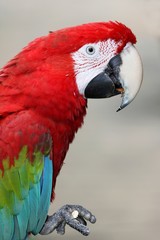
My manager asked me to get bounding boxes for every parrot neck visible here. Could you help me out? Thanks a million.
[49,95,87,193]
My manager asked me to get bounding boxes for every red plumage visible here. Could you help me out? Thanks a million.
[0,21,136,197]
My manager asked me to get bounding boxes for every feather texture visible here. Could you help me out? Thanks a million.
[0,147,53,240]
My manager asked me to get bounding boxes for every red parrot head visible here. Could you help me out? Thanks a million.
[45,21,143,111]
[65,21,143,111]
[0,21,143,119]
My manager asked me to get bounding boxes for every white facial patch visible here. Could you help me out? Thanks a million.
[71,39,121,95]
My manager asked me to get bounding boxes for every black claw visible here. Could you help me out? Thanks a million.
[40,204,96,236]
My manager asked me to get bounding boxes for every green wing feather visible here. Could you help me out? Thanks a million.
[0,146,44,214]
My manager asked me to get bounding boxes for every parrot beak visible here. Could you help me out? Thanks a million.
[84,43,143,112]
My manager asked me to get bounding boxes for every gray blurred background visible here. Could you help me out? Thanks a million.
[0,0,160,239]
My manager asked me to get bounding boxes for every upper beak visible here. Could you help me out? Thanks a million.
[117,43,143,111]
[84,43,143,112]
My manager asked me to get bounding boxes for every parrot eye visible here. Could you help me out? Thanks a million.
[86,45,96,55]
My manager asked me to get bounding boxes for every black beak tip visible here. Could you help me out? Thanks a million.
[116,107,122,112]
[116,102,128,112]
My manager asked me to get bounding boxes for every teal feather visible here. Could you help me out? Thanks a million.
[0,208,14,239]
[27,182,40,232]
[17,197,30,239]
[12,217,21,240]
[34,156,53,234]
[12,194,23,215]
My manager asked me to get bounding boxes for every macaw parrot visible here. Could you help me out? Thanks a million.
[0,21,143,239]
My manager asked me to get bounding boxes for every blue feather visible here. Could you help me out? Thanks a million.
[27,182,40,232]
[0,208,14,239]
[17,197,30,239]
[34,156,53,234]
[12,217,21,240]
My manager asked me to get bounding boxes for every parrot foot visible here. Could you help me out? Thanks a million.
[40,204,96,236]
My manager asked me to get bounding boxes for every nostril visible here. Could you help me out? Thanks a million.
[105,65,113,75]
[105,54,122,81]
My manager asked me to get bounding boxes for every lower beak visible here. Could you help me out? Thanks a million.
[84,71,122,99]
[84,44,143,112]
[84,54,124,99]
